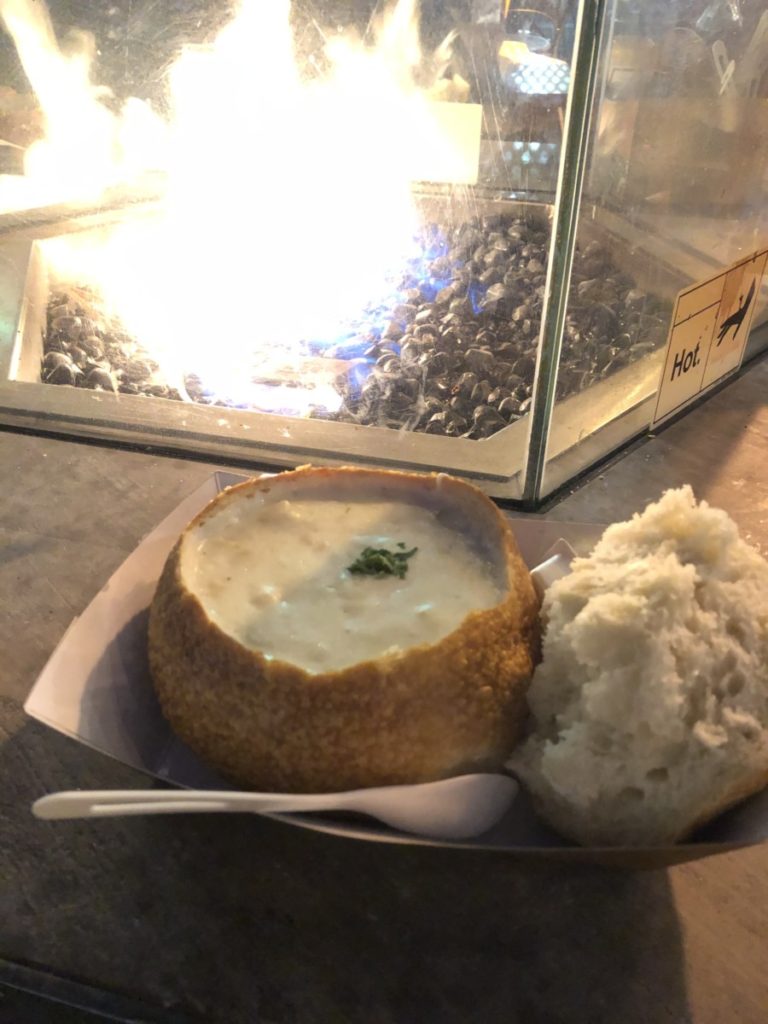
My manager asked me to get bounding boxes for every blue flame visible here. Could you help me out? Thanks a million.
[302,223,491,400]
[347,360,373,392]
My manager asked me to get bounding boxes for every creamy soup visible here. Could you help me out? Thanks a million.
[182,495,505,673]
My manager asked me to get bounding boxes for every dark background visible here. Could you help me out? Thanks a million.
[3,0,768,101]
[0,2,397,101]
[0,1,480,103]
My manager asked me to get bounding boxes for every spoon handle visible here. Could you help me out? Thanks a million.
[32,789,326,820]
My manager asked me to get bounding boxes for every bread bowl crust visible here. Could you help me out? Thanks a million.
[148,466,540,792]
[519,763,768,847]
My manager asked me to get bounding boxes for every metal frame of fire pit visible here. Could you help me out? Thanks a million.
[0,188,757,503]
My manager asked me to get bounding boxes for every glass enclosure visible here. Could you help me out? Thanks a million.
[543,0,768,498]
[0,0,765,503]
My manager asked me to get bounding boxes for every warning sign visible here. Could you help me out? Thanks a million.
[653,247,768,426]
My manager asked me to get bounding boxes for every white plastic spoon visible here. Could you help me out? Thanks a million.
[32,773,518,840]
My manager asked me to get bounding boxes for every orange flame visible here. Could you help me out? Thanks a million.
[3,0,477,414]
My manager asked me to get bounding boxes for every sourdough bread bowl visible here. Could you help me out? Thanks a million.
[148,466,540,792]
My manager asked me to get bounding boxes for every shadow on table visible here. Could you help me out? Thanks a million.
[174,817,692,1024]
[2,710,692,1024]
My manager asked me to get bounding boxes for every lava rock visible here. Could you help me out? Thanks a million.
[78,335,103,359]
[577,279,604,302]
[594,348,612,372]
[414,306,436,326]
[472,328,495,347]
[51,314,83,336]
[449,296,472,317]
[513,355,536,378]
[471,380,492,404]
[625,288,647,309]
[48,303,72,320]
[481,283,510,315]
[42,351,70,373]
[376,354,400,373]
[580,258,605,278]
[429,256,452,279]
[449,394,471,414]
[124,359,153,382]
[425,377,452,399]
[46,361,79,386]
[393,303,418,324]
[490,361,515,385]
[495,342,520,361]
[454,371,477,395]
[582,240,607,260]
[399,341,421,364]
[438,327,460,351]
[465,348,495,375]
[586,304,618,336]
[422,351,451,376]
[86,368,116,391]
[382,321,403,341]
[42,210,668,444]
[498,396,521,419]
[630,340,658,357]
[413,321,438,340]
[478,267,502,286]
[68,346,90,368]
[425,411,452,434]
[472,404,507,436]
[483,248,506,268]
[487,387,507,406]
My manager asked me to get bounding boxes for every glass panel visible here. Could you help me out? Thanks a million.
[0,0,596,500]
[3,1,764,503]
[542,0,768,499]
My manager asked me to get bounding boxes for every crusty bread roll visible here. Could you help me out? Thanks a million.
[149,466,539,792]
[509,486,768,847]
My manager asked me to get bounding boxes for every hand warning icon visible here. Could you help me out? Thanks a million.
[716,279,756,346]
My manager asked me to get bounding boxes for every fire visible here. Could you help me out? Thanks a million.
[0,0,166,209]
[1,0,477,415]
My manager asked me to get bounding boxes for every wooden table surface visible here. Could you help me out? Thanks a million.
[2,357,768,1023]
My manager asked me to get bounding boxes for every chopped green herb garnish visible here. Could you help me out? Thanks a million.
[347,544,418,579]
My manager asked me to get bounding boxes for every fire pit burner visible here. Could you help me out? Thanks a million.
[40,214,669,439]
[43,284,182,401]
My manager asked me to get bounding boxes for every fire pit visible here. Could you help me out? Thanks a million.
[0,0,765,505]
[0,191,675,501]
[0,0,699,502]
[34,201,669,443]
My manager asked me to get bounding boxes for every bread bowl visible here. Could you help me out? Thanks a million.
[148,466,540,792]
